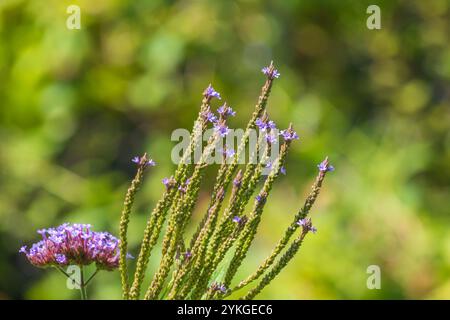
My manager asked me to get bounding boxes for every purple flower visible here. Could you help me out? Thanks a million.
[205,111,218,123]
[232,216,242,223]
[132,156,156,167]
[204,84,221,100]
[162,177,177,190]
[214,122,229,137]
[217,105,225,114]
[217,104,236,117]
[317,158,334,172]
[265,132,278,144]
[131,156,140,164]
[178,178,190,194]
[220,148,235,158]
[255,118,265,130]
[267,120,276,130]
[226,149,235,158]
[256,194,267,204]
[280,166,286,175]
[183,251,192,259]
[19,223,124,270]
[296,218,317,234]
[55,254,67,265]
[218,284,227,293]
[261,64,280,79]
[212,282,227,294]
[280,129,299,141]
[256,117,277,133]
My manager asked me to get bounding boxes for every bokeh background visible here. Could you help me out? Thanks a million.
[0,0,449,299]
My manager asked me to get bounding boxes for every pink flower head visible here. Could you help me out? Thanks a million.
[19,223,128,270]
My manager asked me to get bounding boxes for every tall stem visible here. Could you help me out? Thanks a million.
[80,265,87,300]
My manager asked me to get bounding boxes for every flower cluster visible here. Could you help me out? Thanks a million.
[19,223,125,270]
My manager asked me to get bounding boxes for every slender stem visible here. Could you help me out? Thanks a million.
[80,265,87,300]
[85,268,99,287]
[56,266,73,280]
[56,266,81,288]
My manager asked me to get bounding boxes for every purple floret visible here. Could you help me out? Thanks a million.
[131,156,140,164]
[132,156,156,167]
[217,105,236,117]
[255,118,265,130]
[232,216,241,223]
[296,218,317,234]
[262,64,281,79]
[204,84,221,100]
[280,129,299,141]
[265,132,277,144]
[214,122,229,137]
[318,158,335,172]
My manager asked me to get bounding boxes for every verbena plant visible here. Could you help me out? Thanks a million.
[20,62,333,300]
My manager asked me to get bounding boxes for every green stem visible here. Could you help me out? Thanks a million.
[80,265,87,300]
[56,266,75,281]
[85,268,99,286]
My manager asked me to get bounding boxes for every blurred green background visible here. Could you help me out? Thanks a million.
[0,0,449,299]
